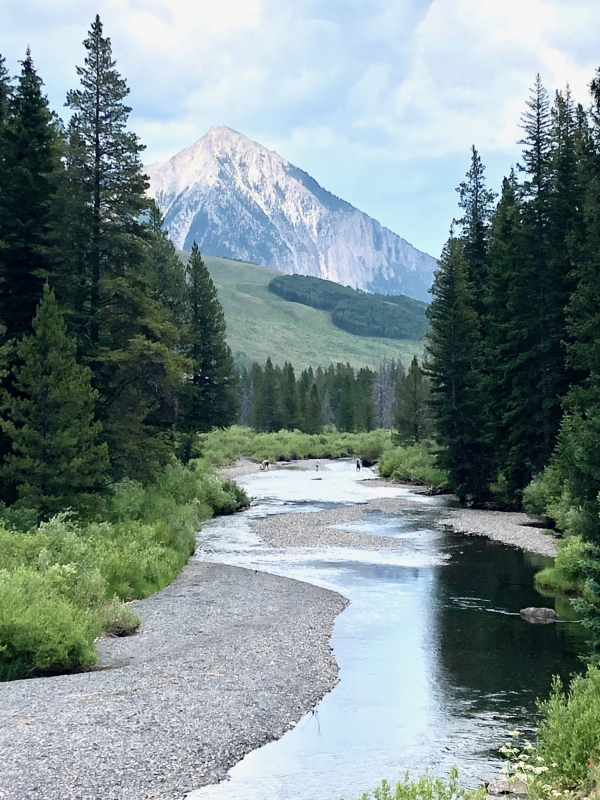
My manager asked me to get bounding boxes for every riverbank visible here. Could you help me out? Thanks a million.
[437,508,557,558]
[0,561,347,800]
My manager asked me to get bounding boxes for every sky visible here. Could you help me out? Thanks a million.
[2,0,599,258]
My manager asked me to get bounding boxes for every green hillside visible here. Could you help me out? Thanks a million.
[194,255,425,370]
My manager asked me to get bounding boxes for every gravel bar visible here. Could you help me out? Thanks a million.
[0,561,347,800]
[438,508,558,557]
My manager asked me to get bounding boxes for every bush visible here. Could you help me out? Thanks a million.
[0,567,98,680]
[195,426,392,467]
[536,666,600,788]
[0,460,248,680]
[344,766,485,800]
[534,535,586,596]
[378,443,447,487]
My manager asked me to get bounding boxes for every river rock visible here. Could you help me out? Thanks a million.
[486,778,528,797]
[487,778,528,797]
[520,606,558,623]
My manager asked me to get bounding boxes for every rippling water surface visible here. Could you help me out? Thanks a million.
[188,461,585,800]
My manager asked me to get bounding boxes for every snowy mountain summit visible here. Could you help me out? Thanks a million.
[146,126,435,301]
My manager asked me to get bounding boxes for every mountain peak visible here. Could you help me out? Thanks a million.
[146,128,435,301]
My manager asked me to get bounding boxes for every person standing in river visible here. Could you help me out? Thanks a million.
[356,458,361,471]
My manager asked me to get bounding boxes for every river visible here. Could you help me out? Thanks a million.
[187,460,585,800]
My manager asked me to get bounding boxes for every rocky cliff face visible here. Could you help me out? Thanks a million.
[146,126,436,301]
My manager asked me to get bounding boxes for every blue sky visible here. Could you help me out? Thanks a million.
[2,0,599,257]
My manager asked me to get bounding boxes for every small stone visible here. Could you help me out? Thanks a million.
[520,606,558,623]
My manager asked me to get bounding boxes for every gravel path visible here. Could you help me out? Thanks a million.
[438,508,558,557]
[0,561,347,800]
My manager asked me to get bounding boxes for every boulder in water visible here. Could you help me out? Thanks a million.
[519,606,558,624]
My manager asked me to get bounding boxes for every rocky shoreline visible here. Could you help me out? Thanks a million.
[0,561,347,800]
[0,461,558,800]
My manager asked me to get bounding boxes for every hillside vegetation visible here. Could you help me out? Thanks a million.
[268,273,428,340]
[197,255,425,370]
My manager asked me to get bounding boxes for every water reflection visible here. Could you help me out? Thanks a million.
[188,462,585,800]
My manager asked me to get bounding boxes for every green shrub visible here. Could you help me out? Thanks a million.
[99,600,140,637]
[378,443,447,487]
[0,460,248,680]
[536,666,600,788]
[344,766,485,800]
[0,567,98,680]
[534,535,586,595]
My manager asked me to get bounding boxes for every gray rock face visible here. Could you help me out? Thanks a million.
[146,126,436,302]
[520,606,558,623]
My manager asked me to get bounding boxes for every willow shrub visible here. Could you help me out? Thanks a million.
[536,666,600,789]
[377,442,447,488]
[195,426,392,466]
[0,462,249,680]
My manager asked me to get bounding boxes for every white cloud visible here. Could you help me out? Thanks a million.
[1,0,599,255]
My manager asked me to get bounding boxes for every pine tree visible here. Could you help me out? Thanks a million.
[281,362,300,430]
[178,243,238,442]
[337,367,355,433]
[454,145,496,315]
[146,202,187,326]
[250,357,282,432]
[0,54,12,126]
[354,368,376,431]
[63,17,186,478]
[0,51,60,340]
[0,286,109,518]
[425,238,492,503]
[65,15,149,346]
[305,384,323,434]
[393,357,431,444]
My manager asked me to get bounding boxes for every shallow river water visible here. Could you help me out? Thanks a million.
[188,461,585,800]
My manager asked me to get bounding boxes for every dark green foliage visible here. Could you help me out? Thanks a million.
[178,243,238,450]
[0,52,60,340]
[0,286,109,519]
[0,54,12,126]
[425,239,492,503]
[454,145,496,316]
[62,18,187,480]
[393,357,431,444]
[268,274,428,340]
[250,357,283,432]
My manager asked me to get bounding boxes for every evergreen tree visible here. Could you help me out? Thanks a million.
[281,362,300,430]
[250,357,282,432]
[0,51,60,340]
[63,17,186,478]
[65,15,149,345]
[0,287,109,518]
[305,383,323,434]
[393,357,431,444]
[454,145,496,315]
[354,367,376,431]
[178,243,238,449]
[337,367,355,433]
[426,238,492,503]
[0,54,12,126]
[146,203,187,326]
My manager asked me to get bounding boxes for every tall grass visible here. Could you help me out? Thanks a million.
[344,767,485,800]
[0,461,248,681]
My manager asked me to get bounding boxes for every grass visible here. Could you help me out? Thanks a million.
[194,254,425,370]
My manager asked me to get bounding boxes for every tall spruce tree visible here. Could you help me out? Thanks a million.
[250,357,282,432]
[178,243,238,446]
[0,286,109,518]
[426,238,492,503]
[393,357,431,444]
[0,54,12,126]
[454,145,496,315]
[0,52,60,341]
[63,17,185,478]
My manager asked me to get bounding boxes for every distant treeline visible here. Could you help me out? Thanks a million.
[268,274,428,340]
[237,356,432,443]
